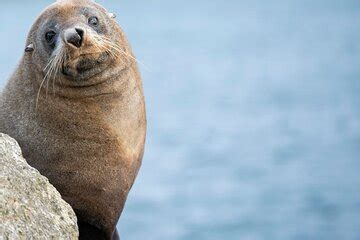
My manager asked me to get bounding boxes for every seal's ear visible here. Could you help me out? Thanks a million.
[25,43,34,53]
[108,13,116,19]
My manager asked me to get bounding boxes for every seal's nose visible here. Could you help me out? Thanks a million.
[64,27,84,48]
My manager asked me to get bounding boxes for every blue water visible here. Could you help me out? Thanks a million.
[1,1,360,239]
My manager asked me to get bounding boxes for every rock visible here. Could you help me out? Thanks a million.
[0,133,79,239]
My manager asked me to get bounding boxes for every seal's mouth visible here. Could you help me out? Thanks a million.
[62,52,110,80]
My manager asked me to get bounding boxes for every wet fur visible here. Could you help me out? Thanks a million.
[0,0,146,239]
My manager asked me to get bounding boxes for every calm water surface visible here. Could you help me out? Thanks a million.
[1,1,360,239]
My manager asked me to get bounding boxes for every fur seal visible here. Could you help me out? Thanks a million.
[0,0,146,239]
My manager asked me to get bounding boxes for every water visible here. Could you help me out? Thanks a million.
[1,1,360,239]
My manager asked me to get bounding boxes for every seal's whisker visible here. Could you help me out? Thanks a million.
[45,50,60,96]
[46,52,58,96]
[92,34,146,68]
[36,45,66,109]
[101,37,150,70]
[93,41,111,58]
[99,44,125,65]
[91,37,126,65]
[55,48,66,88]
[46,56,57,96]
[57,51,67,87]
[52,48,64,95]
[47,59,56,95]
[36,69,52,110]
[44,58,56,92]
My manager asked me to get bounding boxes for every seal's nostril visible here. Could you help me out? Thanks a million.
[75,28,84,40]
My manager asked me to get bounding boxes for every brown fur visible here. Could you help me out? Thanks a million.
[0,1,146,239]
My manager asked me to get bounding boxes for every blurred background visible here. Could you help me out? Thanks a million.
[1,0,360,239]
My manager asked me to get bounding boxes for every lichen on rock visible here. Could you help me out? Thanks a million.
[0,133,79,239]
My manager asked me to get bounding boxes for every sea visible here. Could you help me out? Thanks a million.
[1,1,359,239]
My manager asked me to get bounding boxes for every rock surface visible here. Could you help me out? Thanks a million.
[0,133,79,239]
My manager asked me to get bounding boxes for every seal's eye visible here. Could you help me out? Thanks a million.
[88,16,99,27]
[45,31,56,43]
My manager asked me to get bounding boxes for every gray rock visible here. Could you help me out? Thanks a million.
[0,133,79,239]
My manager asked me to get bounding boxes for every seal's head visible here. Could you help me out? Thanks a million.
[26,0,130,86]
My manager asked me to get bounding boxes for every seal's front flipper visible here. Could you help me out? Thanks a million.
[78,221,107,240]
